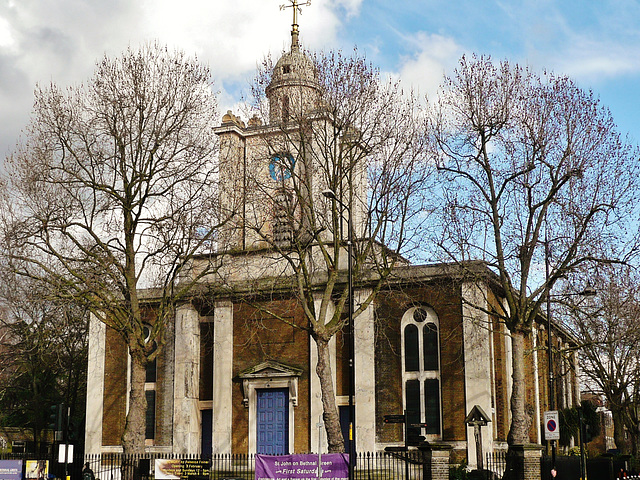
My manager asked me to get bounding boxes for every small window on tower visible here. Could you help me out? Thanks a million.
[282,96,290,123]
[282,64,291,74]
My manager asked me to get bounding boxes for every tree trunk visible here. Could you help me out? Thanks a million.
[121,347,147,455]
[507,330,530,445]
[612,406,630,454]
[32,427,39,455]
[316,336,345,453]
[631,430,640,458]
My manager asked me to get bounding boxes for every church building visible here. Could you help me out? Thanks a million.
[84,4,581,469]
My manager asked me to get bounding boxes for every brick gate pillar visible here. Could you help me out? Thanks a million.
[503,444,543,480]
[421,443,453,480]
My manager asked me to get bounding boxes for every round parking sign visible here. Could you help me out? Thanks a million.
[544,411,560,440]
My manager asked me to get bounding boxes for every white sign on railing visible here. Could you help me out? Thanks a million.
[58,444,74,463]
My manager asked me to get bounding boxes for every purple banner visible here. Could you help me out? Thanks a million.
[255,454,348,480]
[0,460,23,480]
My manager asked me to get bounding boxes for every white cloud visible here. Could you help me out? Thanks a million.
[550,40,640,83]
[0,16,14,48]
[133,0,351,122]
[330,0,363,18]
[4,0,637,158]
[0,1,148,156]
[0,0,352,158]
[140,0,279,81]
[495,1,640,84]
[137,0,347,82]
[395,32,462,100]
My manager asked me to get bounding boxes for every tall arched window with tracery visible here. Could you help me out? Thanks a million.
[402,306,441,438]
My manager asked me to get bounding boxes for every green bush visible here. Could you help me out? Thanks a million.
[450,461,468,480]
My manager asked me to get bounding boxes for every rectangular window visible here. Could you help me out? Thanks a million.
[423,323,439,370]
[145,390,156,440]
[405,380,422,444]
[145,358,157,383]
[200,322,214,400]
[404,325,419,372]
[405,379,421,425]
[424,379,440,435]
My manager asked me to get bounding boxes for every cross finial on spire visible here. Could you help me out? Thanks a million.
[279,0,311,51]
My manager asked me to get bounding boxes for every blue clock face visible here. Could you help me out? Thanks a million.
[269,153,295,181]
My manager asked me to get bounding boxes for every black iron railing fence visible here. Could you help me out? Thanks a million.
[485,450,640,480]
[1,451,437,480]
[484,450,505,479]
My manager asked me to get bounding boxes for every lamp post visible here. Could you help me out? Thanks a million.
[544,237,557,471]
[322,188,355,480]
[545,233,596,472]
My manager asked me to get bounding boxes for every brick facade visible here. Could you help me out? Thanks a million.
[491,315,509,442]
[232,299,311,453]
[374,280,466,447]
[102,325,126,445]
[89,262,578,480]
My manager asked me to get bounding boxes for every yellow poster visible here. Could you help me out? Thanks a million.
[25,460,48,479]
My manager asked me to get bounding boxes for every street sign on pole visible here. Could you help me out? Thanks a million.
[383,414,405,424]
[544,410,560,440]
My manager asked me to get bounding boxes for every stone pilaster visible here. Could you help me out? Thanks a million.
[172,302,201,453]
[85,314,105,454]
[212,300,234,453]
[354,288,376,453]
[461,282,493,469]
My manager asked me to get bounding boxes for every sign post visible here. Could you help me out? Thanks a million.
[383,414,405,424]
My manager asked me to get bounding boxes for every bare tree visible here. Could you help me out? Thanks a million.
[217,49,435,452]
[431,54,639,450]
[564,264,640,455]
[0,43,223,454]
[0,273,88,452]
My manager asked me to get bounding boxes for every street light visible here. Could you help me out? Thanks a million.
[321,188,355,480]
[545,257,596,472]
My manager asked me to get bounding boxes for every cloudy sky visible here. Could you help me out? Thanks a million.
[1,0,639,158]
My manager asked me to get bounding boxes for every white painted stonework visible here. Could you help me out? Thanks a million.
[212,301,234,454]
[172,303,201,453]
[354,288,376,453]
[461,282,494,470]
[85,314,106,454]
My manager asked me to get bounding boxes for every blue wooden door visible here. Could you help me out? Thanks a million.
[257,388,289,454]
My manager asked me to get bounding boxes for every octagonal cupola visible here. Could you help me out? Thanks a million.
[266,1,319,124]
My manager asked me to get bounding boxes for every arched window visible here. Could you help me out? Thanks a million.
[402,306,441,437]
